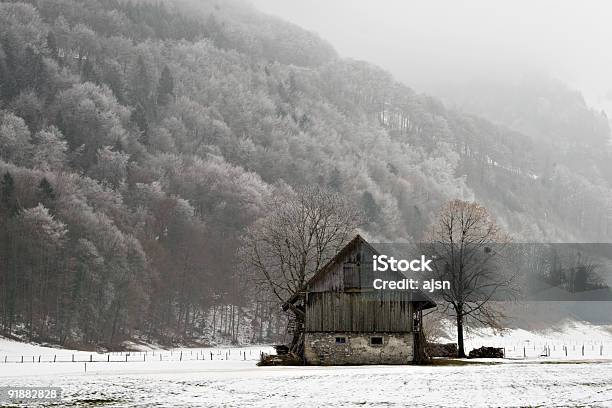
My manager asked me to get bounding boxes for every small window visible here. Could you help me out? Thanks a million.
[370,336,383,346]
[335,336,347,344]
[343,262,359,289]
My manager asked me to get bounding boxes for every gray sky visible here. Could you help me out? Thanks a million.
[250,0,612,113]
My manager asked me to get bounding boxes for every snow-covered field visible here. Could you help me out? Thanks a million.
[1,322,611,407]
[455,320,612,359]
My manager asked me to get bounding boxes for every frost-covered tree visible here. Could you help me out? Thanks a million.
[0,111,32,165]
[32,126,67,171]
[424,200,515,357]
[240,185,361,355]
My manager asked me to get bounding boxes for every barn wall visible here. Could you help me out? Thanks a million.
[304,332,414,365]
[309,241,378,293]
[305,292,413,332]
[308,240,408,293]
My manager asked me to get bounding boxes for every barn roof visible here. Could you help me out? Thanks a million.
[286,234,436,310]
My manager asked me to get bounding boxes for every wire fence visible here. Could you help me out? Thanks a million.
[467,340,612,359]
[0,348,268,364]
[1,340,611,365]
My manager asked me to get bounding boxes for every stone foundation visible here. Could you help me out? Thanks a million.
[304,332,414,365]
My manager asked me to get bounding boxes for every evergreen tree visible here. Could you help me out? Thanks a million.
[157,64,174,106]
[361,191,380,224]
[0,172,18,216]
[130,55,153,134]
[328,167,342,191]
[131,55,152,106]
[81,58,97,83]
[37,177,55,210]
[46,31,58,59]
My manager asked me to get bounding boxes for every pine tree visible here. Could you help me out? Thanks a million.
[132,55,152,106]
[0,172,18,216]
[157,65,174,106]
[131,55,153,134]
[37,177,55,210]
[361,191,380,224]
[328,167,342,191]
[46,31,58,59]
[81,58,97,83]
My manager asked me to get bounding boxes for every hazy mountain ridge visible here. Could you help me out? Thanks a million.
[0,0,610,347]
[432,75,612,185]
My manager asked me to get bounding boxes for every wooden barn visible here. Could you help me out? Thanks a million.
[286,235,436,365]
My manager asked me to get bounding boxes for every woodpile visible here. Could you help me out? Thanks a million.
[257,352,302,366]
[426,342,458,357]
[272,345,289,355]
[468,346,504,358]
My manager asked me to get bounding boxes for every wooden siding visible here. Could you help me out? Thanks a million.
[309,240,379,292]
[305,292,414,332]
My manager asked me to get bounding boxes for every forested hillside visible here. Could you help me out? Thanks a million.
[0,0,610,348]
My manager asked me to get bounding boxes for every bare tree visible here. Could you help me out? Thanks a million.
[424,199,516,357]
[239,185,361,355]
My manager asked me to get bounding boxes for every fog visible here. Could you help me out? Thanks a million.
[251,0,612,114]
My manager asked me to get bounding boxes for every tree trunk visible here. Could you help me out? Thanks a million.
[211,305,217,338]
[289,325,304,359]
[288,310,305,361]
[413,330,428,364]
[456,312,466,358]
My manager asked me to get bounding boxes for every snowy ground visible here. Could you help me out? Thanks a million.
[455,320,612,359]
[0,322,611,407]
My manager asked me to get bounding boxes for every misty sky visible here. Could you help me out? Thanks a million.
[250,0,612,114]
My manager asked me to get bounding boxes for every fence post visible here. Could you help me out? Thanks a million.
[21,356,24,363]
[582,345,584,356]
[210,352,213,360]
[54,355,56,363]
[72,354,74,362]
[125,355,128,362]
[523,347,526,358]
[84,362,87,373]
[108,355,110,362]
[180,351,182,361]
[90,354,92,362]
